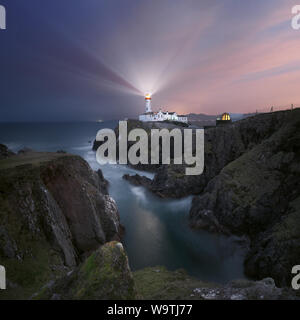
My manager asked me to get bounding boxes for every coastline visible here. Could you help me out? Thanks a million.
[1,109,299,299]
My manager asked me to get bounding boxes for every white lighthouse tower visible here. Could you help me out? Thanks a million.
[145,93,152,113]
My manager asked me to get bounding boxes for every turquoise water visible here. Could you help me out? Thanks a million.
[0,122,245,283]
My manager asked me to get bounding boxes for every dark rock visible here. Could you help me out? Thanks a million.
[123,174,152,188]
[34,242,138,300]
[39,154,122,253]
[96,169,109,195]
[192,278,296,300]
[0,151,122,299]
[150,110,300,198]
[244,197,300,287]
[113,112,296,198]
[189,109,300,286]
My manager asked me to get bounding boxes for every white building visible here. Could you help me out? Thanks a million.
[139,93,188,123]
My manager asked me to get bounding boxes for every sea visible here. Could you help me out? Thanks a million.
[0,121,246,283]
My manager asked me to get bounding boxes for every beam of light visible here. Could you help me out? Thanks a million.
[10,0,300,118]
[34,1,219,99]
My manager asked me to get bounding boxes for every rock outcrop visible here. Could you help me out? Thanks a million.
[122,111,294,198]
[35,262,298,300]
[0,150,122,299]
[190,109,300,286]
[120,110,300,287]
[33,242,138,300]
[133,266,298,300]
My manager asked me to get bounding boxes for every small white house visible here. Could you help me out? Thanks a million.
[139,94,188,123]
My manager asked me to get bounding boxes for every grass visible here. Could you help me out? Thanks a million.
[0,152,73,170]
[133,266,217,300]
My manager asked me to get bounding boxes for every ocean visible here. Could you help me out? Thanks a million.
[0,121,245,283]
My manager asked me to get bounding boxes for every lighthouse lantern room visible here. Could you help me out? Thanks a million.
[145,93,152,113]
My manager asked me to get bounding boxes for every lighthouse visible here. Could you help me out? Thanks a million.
[138,93,187,123]
[145,93,152,113]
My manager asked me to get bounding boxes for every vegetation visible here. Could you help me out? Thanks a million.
[133,266,215,300]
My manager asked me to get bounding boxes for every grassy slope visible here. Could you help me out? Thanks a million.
[133,266,217,300]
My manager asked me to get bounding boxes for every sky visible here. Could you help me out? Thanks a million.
[0,0,299,121]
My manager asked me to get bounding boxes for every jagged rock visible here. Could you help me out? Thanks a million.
[33,242,138,300]
[123,174,152,188]
[96,169,109,195]
[0,151,122,299]
[244,197,300,287]
[123,166,202,198]
[191,278,293,300]
[117,111,295,198]
[189,109,300,286]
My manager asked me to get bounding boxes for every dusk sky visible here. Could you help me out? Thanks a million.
[0,0,299,121]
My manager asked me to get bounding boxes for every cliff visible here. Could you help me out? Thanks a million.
[190,109,300,286]
[123,110,298,198]
[121,109,300,287]
[0,150,122,299]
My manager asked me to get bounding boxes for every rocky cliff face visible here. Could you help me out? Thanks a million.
[190,109,300,286]
[121,111,294,198]
[0,150,122,299]
[120,110,300,287]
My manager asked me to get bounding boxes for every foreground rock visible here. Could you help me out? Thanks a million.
[34,262,299,300]
[34,242,138,300]
[0,150,122,299]
[133,266,298,300]
[190,109,300,286]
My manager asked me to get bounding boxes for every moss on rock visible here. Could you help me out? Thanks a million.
[0,151,122,300]
[34,242,138,300]
[133,266,216,300]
